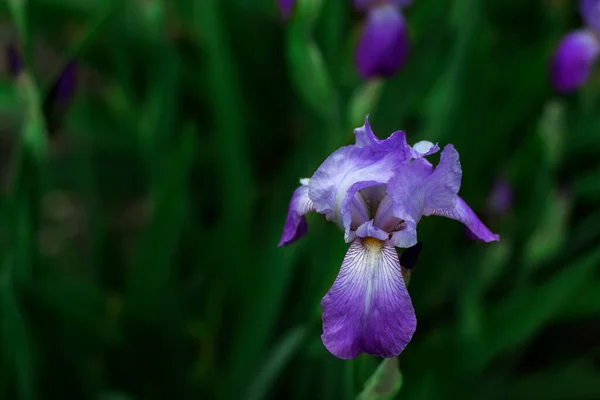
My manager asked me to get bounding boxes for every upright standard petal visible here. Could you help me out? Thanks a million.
[278,180,315,246]
[427,197,499,242]
[581,0,600,33]
[321,238,416,359]
[355,4,409,80]
[353,115,411,156]
[387,145,493,247]
[550,30,600,93]
[308,145,404,240]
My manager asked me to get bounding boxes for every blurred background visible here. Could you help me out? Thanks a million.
[1,0,600,399]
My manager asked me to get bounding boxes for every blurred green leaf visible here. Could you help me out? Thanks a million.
[0,261,35,400]
[522,186,570,271]
[287,33,335,119]
[483,247,600,365]
[357,358,403,400]
[244,325,308,400]
[348,80,384,130]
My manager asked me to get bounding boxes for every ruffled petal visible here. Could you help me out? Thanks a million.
[356,220,389,240]
[308,145,404,240]
[355,5,409,79]
[422,145,461,213]
[387,145,462,247]
[353,115,412,157]
[321,238,416,359]
[411,140,439,158]
[390,221,417,248]
[550,30,600,93]
[427,196,499,242]
[581,0,600,33]
[278,180,315,246]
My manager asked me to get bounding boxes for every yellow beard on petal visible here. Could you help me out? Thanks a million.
[362,236,383,252]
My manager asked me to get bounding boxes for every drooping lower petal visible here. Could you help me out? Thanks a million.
[355,4,409,80]
[550,30,600,93]
[278,181,315,246]
[427,196,499,242]
[321,238,416,359]
[581,0,600,34]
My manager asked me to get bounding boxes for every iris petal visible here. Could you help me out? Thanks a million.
[321,238,416,359]
[550,30,600,93]
[355,5,409,79]
[581,0,600,33]
[353,115,412,156]
[308,144,404,240]
[427,196,500,242]
[278,180,315,246]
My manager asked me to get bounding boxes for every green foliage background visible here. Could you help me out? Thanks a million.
[1,0,600,399]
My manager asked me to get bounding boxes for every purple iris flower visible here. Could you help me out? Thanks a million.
[354,0,412,80]
[279,115,499,359]
[550,0,600,93]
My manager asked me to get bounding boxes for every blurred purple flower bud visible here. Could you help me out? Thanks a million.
[6,44,23,77]
[54,61,77,105]
[277,0,295,20]
[486,178,513,215]
[550,30,599,93]
[580,0,600,33]
[355,4,409,80]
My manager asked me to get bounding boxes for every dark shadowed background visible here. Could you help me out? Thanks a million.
[1,0,600,399]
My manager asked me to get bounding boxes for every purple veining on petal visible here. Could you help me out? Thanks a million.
[278,181,315,246]
[581,0,600,33]
[321,238,416,359]
[355,220,389,240]
[355,4,409,80]
[550,30,600,93]
[277,0,295,20]
[308,144,405,240]
[428,197,499,242]
[6,44,23,77]
[353,0,413,12]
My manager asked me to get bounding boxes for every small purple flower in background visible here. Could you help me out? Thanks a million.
[279,115,499,359]
[277,0,296,20]
[43,60,78,135]
[354,0,413,80]
[550,0,600,93]
[486,177,513,216]
[6,44,24,77]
